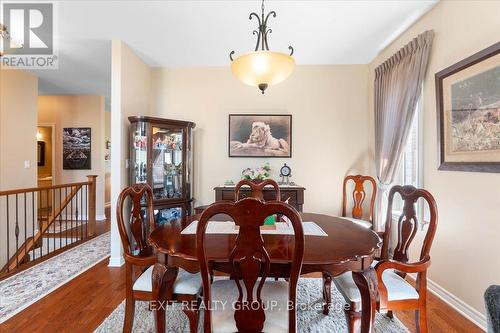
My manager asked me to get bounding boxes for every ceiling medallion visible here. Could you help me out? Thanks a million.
[229,0,295,94]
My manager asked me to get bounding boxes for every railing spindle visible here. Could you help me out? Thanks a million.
[15,194,19,268]
[24,192,27,266]
[84,185,88,238]
[59,188,62,249]
[38,189,42,260]
[32,191,35,261]
[70,185,73,244]
[52,188,56,251]
[46,189,49,256]
[6,195,10,273]
[65,186,68,247]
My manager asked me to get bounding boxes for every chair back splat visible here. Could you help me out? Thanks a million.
[342,175,376,225]
[196,198,304,333]
[234,179,281,202]
[381,185,438,263]
[117,184,155,258]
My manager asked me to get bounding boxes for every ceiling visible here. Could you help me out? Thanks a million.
[23,0,437,103]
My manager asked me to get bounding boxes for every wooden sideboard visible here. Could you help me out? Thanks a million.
[213,185,305,211]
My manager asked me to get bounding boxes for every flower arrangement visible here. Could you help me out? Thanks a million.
[241,163,271,181]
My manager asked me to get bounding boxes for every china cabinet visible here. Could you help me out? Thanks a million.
[128,116,195,225]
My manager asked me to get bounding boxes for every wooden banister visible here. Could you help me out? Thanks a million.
[1,185,82,273]
[0,180,91,196]
[0,175,98,278]
[87,175,97,237]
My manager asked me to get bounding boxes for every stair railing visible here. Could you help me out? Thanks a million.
[0,175,97,279]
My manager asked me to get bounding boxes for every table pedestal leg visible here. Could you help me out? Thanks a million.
[322,272,332,315]
[152,263,178,333]
[353,267,378,333]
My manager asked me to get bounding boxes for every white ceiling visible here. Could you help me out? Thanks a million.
[24,0,437,102]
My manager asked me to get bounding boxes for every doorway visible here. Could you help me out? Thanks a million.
[37,124,55,210]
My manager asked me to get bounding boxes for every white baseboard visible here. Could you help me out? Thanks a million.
[108,256,124,267]
[413,275,487,331]
[96,214,107,221]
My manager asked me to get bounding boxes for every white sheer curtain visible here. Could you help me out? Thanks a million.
[374,30,434,231]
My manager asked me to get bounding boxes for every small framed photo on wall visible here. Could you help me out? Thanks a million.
[229,114,292,157]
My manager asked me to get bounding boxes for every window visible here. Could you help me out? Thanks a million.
[392,99,423,216]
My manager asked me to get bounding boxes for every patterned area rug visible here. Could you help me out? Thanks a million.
[0,231,110,323]
[95,278,409,333]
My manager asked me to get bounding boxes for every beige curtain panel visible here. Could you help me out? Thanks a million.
[374,30,434,230]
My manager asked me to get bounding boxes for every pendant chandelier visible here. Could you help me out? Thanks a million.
[230,0,295,94]
[0,24,10,57]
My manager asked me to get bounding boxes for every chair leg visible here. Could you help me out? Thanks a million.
[183,304,199,333]
[416,304,428,333]
[123,295,135,333]
[344,308,361,333]
[386,310,394,319]
[322,272,332,315]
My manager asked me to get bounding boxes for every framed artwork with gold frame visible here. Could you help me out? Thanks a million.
[436,42,500,172]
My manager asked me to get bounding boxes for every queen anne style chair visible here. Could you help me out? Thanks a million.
[234,179,281,201]
[196,198,305,333]
[116,184,202,333]
[341,175,377,228]
[322,174,377,315]
[333,185,438,333]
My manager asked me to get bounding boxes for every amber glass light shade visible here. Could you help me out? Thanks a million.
[231,50,295,93]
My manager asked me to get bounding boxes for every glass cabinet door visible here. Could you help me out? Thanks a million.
[131,121,149,184]
[151,125,184,200]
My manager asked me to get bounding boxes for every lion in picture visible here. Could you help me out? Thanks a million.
[229,115,292,157]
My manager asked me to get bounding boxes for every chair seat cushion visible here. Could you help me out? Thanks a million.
[133,266,202,295]
[341,217,372,229]
[210,279,290,333]
[334,266,419,304]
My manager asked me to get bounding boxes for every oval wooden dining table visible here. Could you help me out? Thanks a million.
[148,212,382,333]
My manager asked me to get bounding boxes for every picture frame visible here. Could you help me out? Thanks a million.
[63,127,92,170]
[37,141,45,167]
[435,42,500,173]
[228,114,292,158]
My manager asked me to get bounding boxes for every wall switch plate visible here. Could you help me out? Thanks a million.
[24,160,30,169]
[125,159,129,169]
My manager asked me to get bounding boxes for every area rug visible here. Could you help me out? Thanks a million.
[95,278,409,333]
[0,231,110,323]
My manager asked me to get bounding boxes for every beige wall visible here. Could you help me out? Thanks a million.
[368,0,500,320]
[0,68,38,267]
[0,69,38,190]
[38,96,106,219]
[150,65,372,215]
[109,40,152,265]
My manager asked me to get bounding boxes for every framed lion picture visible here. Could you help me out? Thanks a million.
[229,114,292,157]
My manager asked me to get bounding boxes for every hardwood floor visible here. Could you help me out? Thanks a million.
[1,259,483,333]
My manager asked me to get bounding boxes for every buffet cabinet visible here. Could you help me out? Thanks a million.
[213,185,305,212]
[129,116,195,225]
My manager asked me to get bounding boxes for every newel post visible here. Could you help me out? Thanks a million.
[87,175,97,237]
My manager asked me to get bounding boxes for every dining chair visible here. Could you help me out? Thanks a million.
[333,185,438,333]
[341,174,377,228]
[234,179,281,202]
[196,198,305,333]
[322,174,377,315]
[116,184,202,333]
